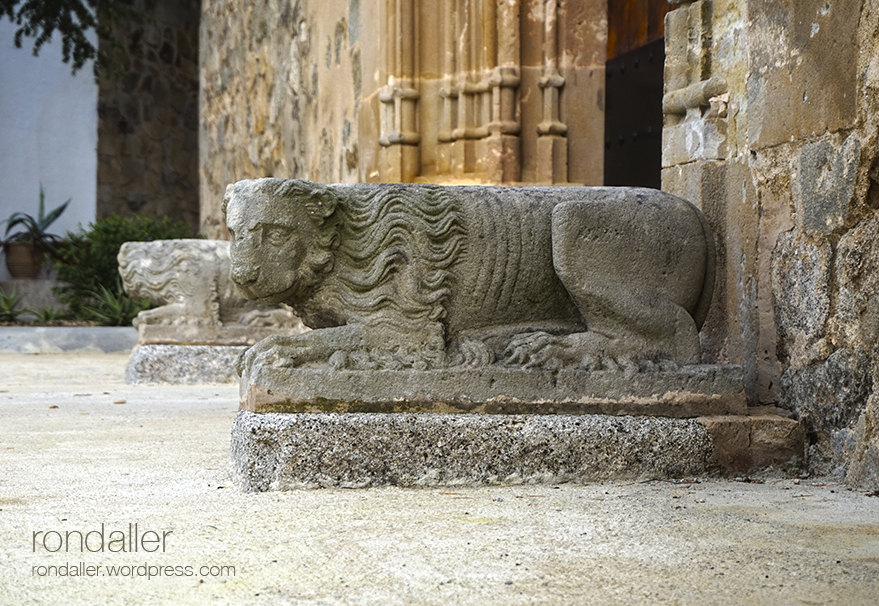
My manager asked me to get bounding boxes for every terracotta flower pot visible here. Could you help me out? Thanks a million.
[4,242,45,279]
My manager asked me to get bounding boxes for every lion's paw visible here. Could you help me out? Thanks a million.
[456,339,495,368]
[238,335,313,375]
[503,332,574,369]
[502,331,627,370]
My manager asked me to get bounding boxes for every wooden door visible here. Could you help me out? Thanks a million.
[604,0,672,189]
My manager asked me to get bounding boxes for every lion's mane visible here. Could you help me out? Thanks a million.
[265,180,467,364]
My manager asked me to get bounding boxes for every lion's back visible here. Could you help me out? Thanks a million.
[414,185,581,334]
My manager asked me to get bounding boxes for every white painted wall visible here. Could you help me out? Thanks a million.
[0,20,98,280]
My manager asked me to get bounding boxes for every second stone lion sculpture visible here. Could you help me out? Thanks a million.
[118,239,302,331]
[224,179,715,374]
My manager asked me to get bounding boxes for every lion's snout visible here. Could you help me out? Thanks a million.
[231,264,260,287]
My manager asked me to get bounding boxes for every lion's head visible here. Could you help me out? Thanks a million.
[222,179,337,309]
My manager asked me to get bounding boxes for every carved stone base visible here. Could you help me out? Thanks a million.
[239,364,746,418]
[231,407,804,490]
[126,344,245,384]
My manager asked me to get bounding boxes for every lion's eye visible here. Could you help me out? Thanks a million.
[264,226,288,246]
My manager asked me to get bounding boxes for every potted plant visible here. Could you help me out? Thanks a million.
[2,185,70,279]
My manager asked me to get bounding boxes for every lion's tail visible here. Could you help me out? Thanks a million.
[688,201,716,332]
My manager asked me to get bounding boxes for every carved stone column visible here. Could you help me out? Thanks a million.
[437,0,458,174]
[451,0,479,175]
[536,0,567,183]
[483,0,521,182]
[380,0,421,181]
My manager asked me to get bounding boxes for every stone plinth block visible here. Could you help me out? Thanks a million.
[231,410,716,490]
[126,344,246,384]
[232,407,804,491]
[239,364,746,418]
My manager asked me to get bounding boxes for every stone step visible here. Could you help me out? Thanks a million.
[231,408,804,491]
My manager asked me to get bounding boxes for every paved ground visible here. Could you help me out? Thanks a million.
[1,352,878,605]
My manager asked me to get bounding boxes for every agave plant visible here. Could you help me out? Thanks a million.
[2,184,70,255]
[0,290,24,323]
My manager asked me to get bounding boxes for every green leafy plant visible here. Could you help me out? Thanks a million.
[0,289,24,322]
[28,304,67,324]
[82,282,150,327]
[53,214,197,322]
[2,184,70,255]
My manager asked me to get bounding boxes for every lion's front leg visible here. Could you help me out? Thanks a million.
[237,324,365,376]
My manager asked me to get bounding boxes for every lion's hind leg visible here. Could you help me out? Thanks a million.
[549,191,708,367]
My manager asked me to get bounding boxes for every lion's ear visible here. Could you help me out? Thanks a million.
[303,188,338,224]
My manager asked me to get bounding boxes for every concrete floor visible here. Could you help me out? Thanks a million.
[1,352,878,605]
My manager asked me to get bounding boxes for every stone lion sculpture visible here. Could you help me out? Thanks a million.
[223,179,716,374]
[118,239,301,330]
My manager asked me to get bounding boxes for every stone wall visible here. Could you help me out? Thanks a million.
[199,0,607,239]
[662,0,879,489]
[200,0,361,238]
[97,0,201,230]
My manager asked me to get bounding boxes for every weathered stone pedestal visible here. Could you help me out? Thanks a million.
[124,325,296,385]
[231,364,804,491]
[232,410,716,490]
[240,364,747,417]
[126,343,247,385]
[231,405,805,491]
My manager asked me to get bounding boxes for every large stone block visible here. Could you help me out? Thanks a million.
[845,393,879,491]
[836,213,879,350]
[241,364,746,418]
[771,229,832,368]
[793,136,861,236]
[661,118,728,168]
[780,348,873,474]
[231,408,803,490]
[125,344,246,384]
[746,0,859,149]
[231,410,716,490]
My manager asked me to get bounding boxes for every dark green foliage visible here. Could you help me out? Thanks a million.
[29,304,67,323]
[0,0,136,79]
[54,215,197,325]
